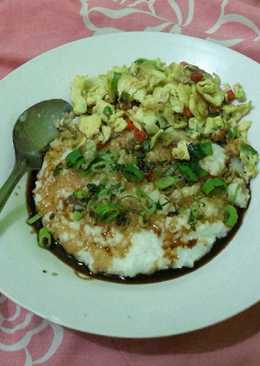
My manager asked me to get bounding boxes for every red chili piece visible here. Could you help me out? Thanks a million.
[133,128,147,142]
[226,89,236,102]
[190,71,203,83]
[127,120,147,142]
[183,106,193,118]
[127,120,135,130]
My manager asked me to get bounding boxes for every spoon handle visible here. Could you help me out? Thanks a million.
[0,159,27,213]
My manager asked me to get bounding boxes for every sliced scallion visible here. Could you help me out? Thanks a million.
[202,178,226,195]
[75,157,86,169]
[241,143,258,155]
[224,205,238,227]
[177,163,198,182]
[89,161,107,172]
[121,164,144,182]
[134,58,148,64]
[38,227,52,248]
[188,142,213,160]
[119,91,131,102]
[155,176,178,190]
[227,127,239,139]
[73,190,88,200]
[72,211,83,221]
[94,202,121,223]
[27,213,42,225]
[188,203,199,228]
[87,183,102,195]
[53,163,63,177]
[199,142,213,157]
[103,106,113,117]
[65,148,84,168]
[111,72,121,98]
[191,161,208,178]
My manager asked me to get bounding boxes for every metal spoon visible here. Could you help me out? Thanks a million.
[0,99,72,213]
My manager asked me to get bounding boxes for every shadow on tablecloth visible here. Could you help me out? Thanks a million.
[76,301,260,354]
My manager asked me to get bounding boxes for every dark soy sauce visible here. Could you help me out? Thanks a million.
[27,171,247,284]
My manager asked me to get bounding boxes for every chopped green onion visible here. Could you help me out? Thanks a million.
[74,190,88,200]
[241,143,258,155]
[27,213,42,225]
[96,183,123,200]
[135,187,147,199]
[134,188,160,219]
[188,142,213,160]
[134,58,148,64]
[94,202,121,223]
[227,127,239,139]
[38,227,52,248]
[119,91,131,102]
[188,144,203,160]
[202,178,226,195]
[121,164,145,182]
[103,106,113,117]
[233,83,246,102]
[75,157,86,169]
[86,150,118,174]
[89,161,107,172]
[155,176,178,190]
[177,161,207,183]
[72,211,83,221]
[111,72,121,98]
[87,183,102,194]
[188,205,199,228]
[134,59,162,70]
[190,161,208,178]
[177,162,198,182]
[53,163,63,177]
[224,205,238,227]
[65,148,84,168]
[199,142,213,157]
[96,186,110,199]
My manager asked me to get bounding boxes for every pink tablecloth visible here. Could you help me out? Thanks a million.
[1,1,260,365]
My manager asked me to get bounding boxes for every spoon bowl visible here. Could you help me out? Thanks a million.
[0,99,72,212]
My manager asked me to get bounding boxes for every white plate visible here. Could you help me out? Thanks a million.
[0,32,260,338]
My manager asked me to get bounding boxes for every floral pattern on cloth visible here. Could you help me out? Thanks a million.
[0,295,63,365]
[80,0,260,60]
[1,1,260,365]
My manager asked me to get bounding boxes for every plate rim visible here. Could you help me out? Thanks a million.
[1,31,259,84]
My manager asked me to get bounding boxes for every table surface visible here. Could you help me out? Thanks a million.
[0,1,260,365]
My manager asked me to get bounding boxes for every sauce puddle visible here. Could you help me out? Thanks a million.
[27,171,247,284]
